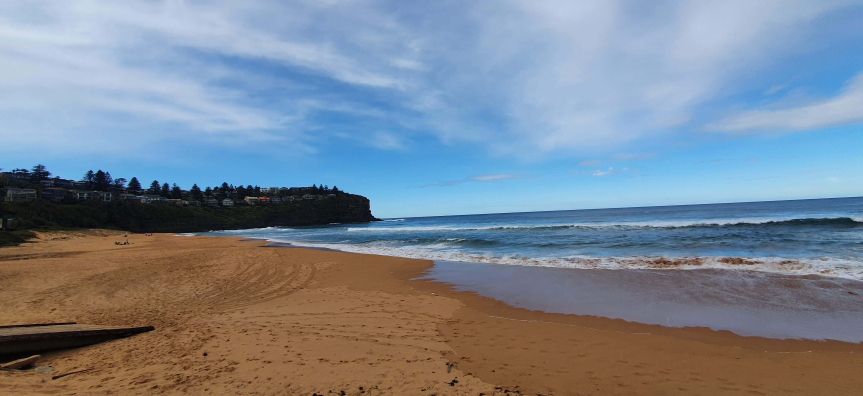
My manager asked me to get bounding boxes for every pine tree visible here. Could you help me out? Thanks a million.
[149,180,161,194]
[113,178,127,191]
[161,182,170,197]
[83,170,95,189]
[332,185,340,193]
[94,170,108,191]
[127,177,142,194]
[105,172,113,189]
[29,164,51,182]
[190,184,203,201]
[170,184,182,199]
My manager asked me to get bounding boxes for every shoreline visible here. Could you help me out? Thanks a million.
[2,231,862,395]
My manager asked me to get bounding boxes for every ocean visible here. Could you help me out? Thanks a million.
[203,197,863,280]
[199,196,863,340]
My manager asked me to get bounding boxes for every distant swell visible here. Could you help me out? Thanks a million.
[345,217,863,232]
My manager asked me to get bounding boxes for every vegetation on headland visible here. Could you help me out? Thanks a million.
[3,164,343,199]
[1,164,378,243]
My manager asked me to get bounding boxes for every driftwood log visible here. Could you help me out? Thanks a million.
[0,354,40,370]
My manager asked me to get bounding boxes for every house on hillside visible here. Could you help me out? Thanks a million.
[184,200,201,207]
[53,178,75,187]
[222,198,234,207]
[39,179,55,187]
[270,196,282,204]
[143,195,166,203]
[41,188,69,202]
[74,191,100,200]
[121,194,146,202]
[258,196,271,204]
[4,188,37,202]
[244,196,259,205]
[166,199,183,206]
[302,194,314,200]
[204,198,219,207]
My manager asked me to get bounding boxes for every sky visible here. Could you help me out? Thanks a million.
[2,0,862,218]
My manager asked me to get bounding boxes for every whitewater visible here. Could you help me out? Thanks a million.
[202,197,863,280]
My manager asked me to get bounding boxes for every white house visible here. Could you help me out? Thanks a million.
[222,198,234,207]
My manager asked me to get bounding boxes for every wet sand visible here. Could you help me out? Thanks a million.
[1,231,862,395]
[423,260,863,342]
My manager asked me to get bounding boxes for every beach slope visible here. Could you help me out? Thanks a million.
[1,232,862,395]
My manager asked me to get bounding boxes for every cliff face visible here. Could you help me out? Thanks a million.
[3,194,379,233]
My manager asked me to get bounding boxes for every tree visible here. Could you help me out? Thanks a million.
[236,185,247,200]
[332,185,340,193]
[161,182,170,197]
[94,170,108,191]
[170,183,182,199]
[204,186,213,196]
[30,164,51,182]
[221,182,230,192]
[105,172,113,189]
[113,177,127,191]
[149,180,161,194]
[190,184,203,201]
[127,177,142,194]
[82,170,95,189]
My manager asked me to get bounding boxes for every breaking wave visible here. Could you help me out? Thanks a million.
[345,217,863,233]
[263,237,863,280]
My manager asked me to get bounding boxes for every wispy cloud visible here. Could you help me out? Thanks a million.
[422,173,529,188]
[0,1,859,158]
[577,160,603,166]
[369,132,408,151]
[708,72,863,133]
[762,85,788,96]
[571,167,639,177]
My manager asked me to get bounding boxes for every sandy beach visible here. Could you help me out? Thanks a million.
[2,231,863,395]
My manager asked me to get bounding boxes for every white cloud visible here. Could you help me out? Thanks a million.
[369,132,408,151]
[593,167,615,177]
[571,167,639,177]
[763,84,788,96]
[422,173,528,188]
[707,72,863,132]
[0,0,860,157]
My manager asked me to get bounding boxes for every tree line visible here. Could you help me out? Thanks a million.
[3,164,343,201]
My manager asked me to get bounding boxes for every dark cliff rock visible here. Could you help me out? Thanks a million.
[2,194,379,233]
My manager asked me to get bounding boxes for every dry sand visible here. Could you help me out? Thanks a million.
[1,231,862,395]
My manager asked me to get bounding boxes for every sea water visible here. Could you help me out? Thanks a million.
[203,197,863,340]
[205,197,863,280]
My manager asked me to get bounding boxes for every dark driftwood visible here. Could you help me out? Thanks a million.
[0,323,154,355]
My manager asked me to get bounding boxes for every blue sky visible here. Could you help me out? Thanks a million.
[2,0,862,218]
